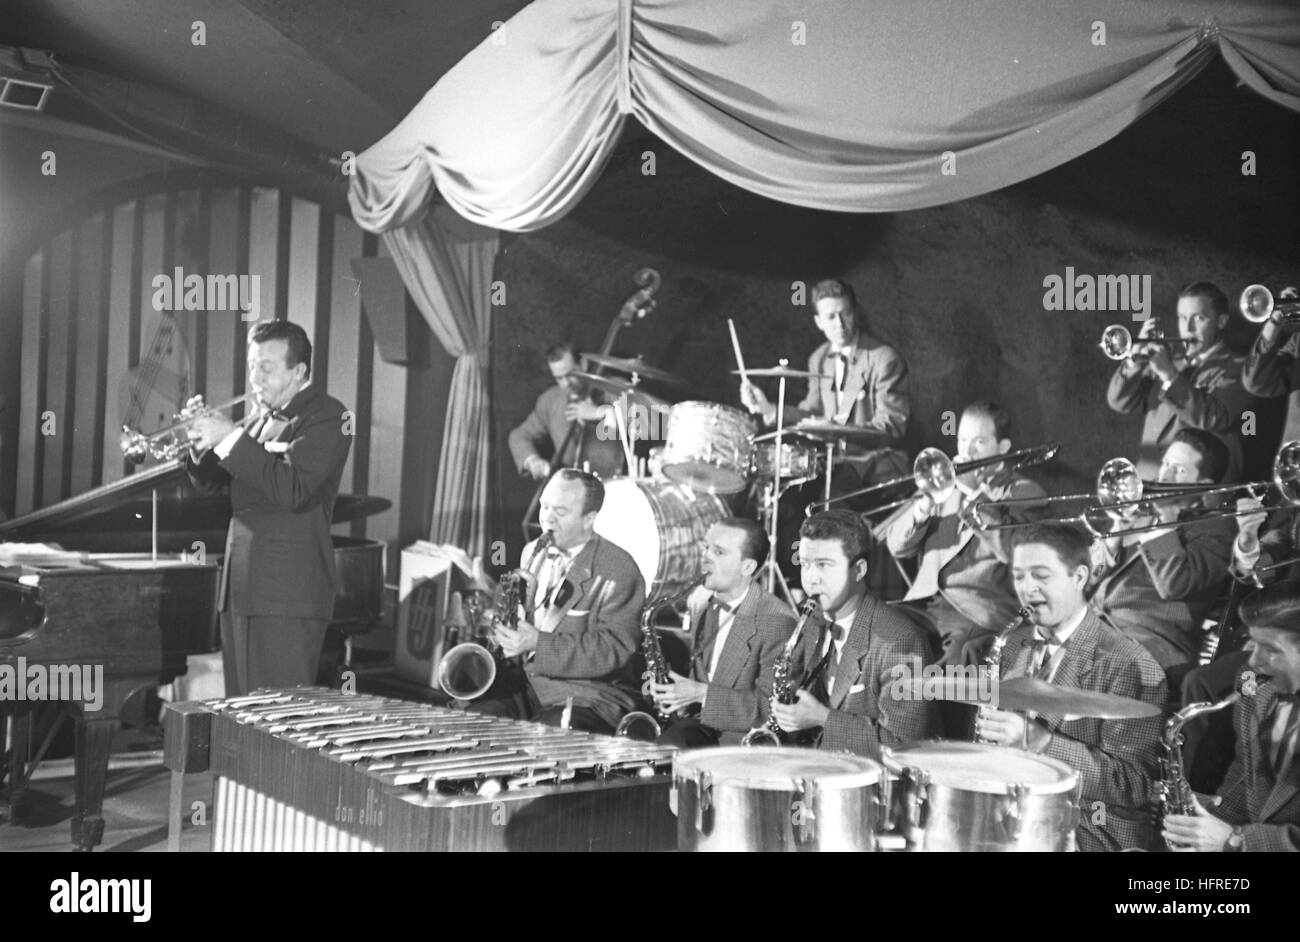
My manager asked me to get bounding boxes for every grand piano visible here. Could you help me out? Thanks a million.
[0,460,387,851]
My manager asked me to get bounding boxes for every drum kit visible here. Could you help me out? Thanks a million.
[670,683,1160,852]
[579,352,885,607]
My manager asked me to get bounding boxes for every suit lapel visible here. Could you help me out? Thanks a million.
[828,595,874,711]
[537,538,596,634]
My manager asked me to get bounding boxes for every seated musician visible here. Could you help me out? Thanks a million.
[770,510,939,757]
[1106,281,1252,482]
[507,342,625,481]
[648,518,797,748]
[738,277,912,598]
[1088,430,1235,685]
[1162,580,1300,852]
[888,401,1045,664]
[1233,491,1300,587]
[977,522,1167,852]
[475,469,644,734]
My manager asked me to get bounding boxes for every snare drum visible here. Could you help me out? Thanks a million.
[593,479,727,600]
[672,747,885,852]
[881,741,1080,852]
[660,402,756,495]
[750,440,821,483]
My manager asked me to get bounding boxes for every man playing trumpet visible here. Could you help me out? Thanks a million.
[649,518,796,748]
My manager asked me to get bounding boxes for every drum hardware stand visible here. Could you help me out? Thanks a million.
[760,363,797,610]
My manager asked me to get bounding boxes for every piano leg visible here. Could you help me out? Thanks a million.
[69,677,138,852]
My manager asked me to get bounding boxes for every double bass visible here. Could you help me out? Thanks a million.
[520,268,661,540]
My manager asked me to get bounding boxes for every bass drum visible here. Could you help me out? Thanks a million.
[672,746,886,852]
[881,741,1080,852]
[593,479,728,600]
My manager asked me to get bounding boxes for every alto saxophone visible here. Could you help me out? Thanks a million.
[1159,686,1242,828]
[614,575,707,739]
[741,598,822,747]
[974,605,1033,743]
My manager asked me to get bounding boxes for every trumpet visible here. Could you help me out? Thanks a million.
[808,442,1061,515]
[120,393,255,464]
[1239,284,1300,327]
[1099,324,1187,364]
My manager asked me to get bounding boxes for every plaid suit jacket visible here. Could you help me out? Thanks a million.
[792,593,940,758]
[689,585,797,742]
[1212,680,1300,852]
[1001,610,1167,852]
[1088,513,1235,670]
[526,534,646,729]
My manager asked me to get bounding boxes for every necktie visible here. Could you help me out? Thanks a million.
[539,548,568,610]
[835,352,850,392]
[1030,633,1059,681]
[807,621,843,702]
[696,597,732,679]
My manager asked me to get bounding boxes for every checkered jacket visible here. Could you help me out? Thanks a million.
[1001,610,1167,852]
[1212,680,1300,852]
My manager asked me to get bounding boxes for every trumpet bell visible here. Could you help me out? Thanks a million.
[1240,284,1276,324]
[1099,324,1135,360]
[913,447,957,504]
[739,725,782,747]
[436,643,498,701]
[1277,440,1300,503]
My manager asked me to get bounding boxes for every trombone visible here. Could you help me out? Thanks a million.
[120,393,255,464]
[1080,441,1300,539]
[806,441,1061,516]
[1240,285,1300,327]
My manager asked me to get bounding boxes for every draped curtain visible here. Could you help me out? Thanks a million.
[347,0,1300,549]
[381,206,497,552]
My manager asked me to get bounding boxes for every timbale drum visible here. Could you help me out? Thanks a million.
[660,401,756,495]
[750,439,822,485]
[672,746,886,852]
[881,741,1080,852]
[593,478,728,600]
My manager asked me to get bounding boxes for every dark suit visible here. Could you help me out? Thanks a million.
[889,470,1045,659]
[507,384,624,479]
[660,585,796,747]
[1000,610,1167,852]
[523,534,645,731]
[1243,330,1300,449]
[1088,513,1235,676]
[790,593,939,758]
[1211,680,1300,852]
[187,383,351,695]
[1107,345,1253,481]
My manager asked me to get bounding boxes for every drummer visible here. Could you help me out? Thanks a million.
[739,278,912,598]
[738,277,911,494]
[975,522,1167,852]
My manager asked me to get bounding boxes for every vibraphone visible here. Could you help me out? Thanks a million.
[164,688,678,851]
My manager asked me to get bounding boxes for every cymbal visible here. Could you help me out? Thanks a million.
[581,353,685,386]
[734,365,818,379]
[904,675,1160,719]
[569,370,671,413]
[779,422,894,447]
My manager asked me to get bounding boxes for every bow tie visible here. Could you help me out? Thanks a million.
[1273,691,1300,706]
[1031,632,1062,651]
[708,596,733,615]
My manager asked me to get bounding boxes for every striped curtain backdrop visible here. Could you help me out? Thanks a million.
[12,185,431,574]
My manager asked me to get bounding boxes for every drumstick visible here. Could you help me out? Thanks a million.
[727,319,749,384]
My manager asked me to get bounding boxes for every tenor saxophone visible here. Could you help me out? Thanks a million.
[974,605,1033,743]
[741,597,822,746]
[614,575,708,738]
[1158,687,1242,822]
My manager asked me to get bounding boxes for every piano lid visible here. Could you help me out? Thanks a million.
[0,460,390,553]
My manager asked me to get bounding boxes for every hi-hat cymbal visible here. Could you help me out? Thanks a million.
[782,422,894,447]
[581,354,685,386]
[904,675,1160,720]
[569,370,671,413]
[734,365,818,379]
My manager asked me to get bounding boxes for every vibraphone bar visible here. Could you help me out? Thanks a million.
[166,688,679,852]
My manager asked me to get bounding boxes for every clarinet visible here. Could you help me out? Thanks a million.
[974,604,1033,743]
[741,598,822,746]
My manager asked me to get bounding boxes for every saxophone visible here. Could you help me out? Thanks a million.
[741,598,822,746]
[614,575,707,738]
[974,605,1033,743]
[1159,687,1242,822]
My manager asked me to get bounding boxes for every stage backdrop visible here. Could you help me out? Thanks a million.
[7,183,452,575]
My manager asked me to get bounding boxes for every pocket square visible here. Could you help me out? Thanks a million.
[565,608,590,617]
[264,441,289,453]
[848,683,867,694]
